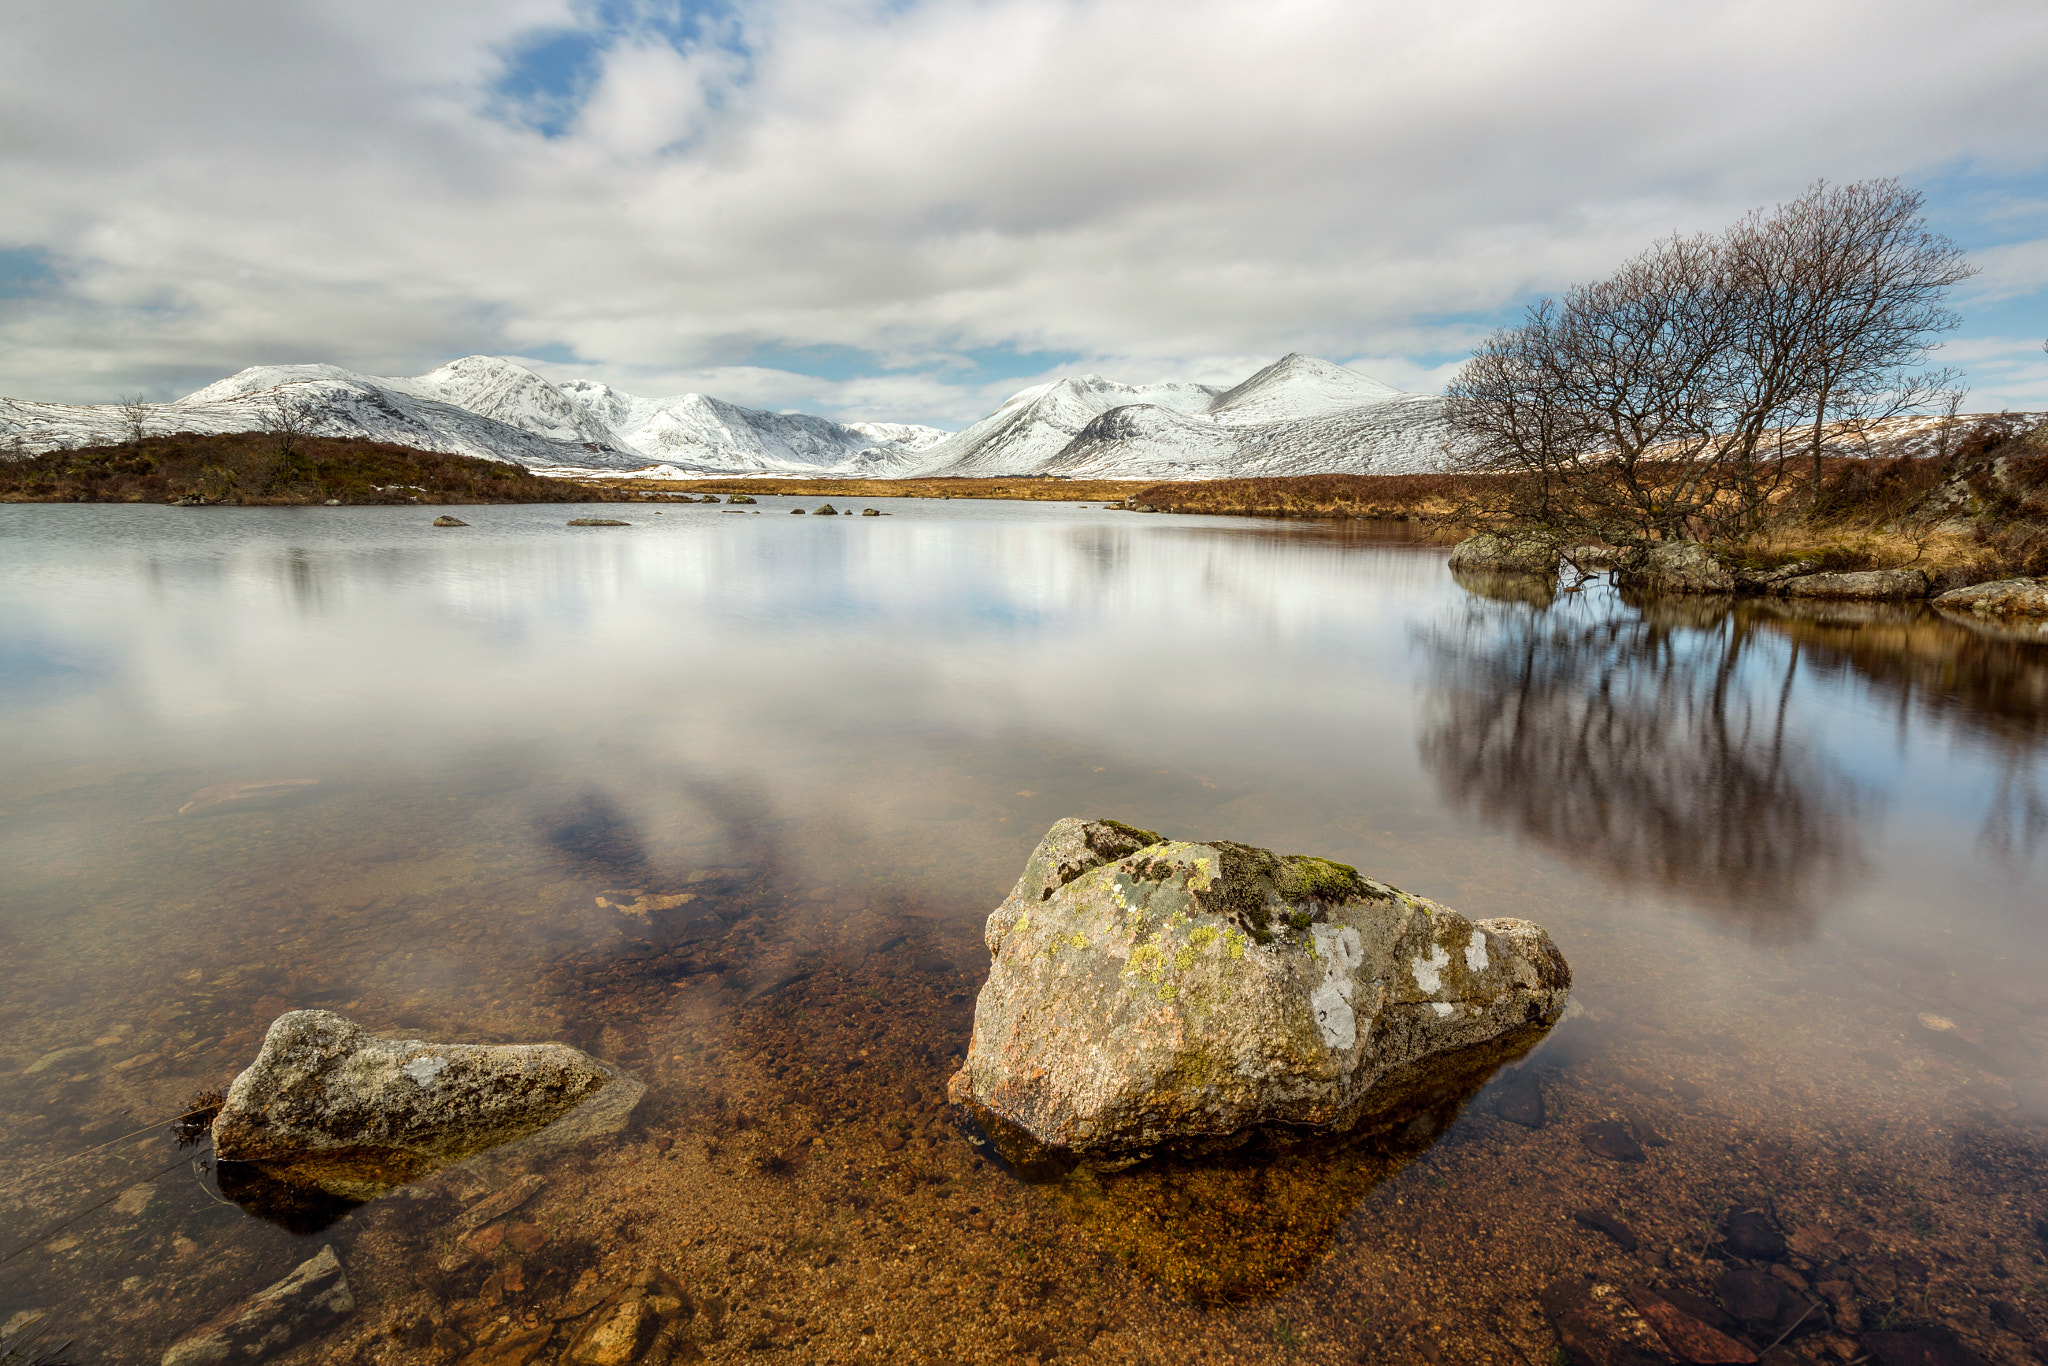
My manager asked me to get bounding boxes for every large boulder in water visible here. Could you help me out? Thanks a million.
[213,1011,637,1197]
[949,818,1571,1165]
[1447,532,1561,576]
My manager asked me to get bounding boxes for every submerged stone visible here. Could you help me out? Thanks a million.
[949,818,1571,1165]
[213,1011,638,1202]
[160,1243,354,1366]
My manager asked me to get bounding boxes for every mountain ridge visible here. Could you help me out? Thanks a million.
[0,352,1452,479]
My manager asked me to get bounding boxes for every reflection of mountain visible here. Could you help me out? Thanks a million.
[1417,593,1867,937]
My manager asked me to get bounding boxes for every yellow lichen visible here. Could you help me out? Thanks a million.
[1069,932,1091,950]
[1189,925,1219,949]
[1224,928,1247,960]
[1174,945,1196,971]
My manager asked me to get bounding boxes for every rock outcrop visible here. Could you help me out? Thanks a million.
[1624,541,1736,595]
[161,1244,354,1366]
[213,1011,637,1197]
[1447,532,1561,576]
[950,818,1571,1165]
[1935,576,2048,617]
[1781,568,1929,600]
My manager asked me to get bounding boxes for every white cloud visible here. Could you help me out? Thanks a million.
[2,0,2045,415]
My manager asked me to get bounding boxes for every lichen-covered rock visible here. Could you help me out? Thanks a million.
[951,819,1571,1164]
[1732,560,1816,592]
[1625,541,1734,594]
[1447,532,1561,576]
[1781,568,1929,600]
[160,1244,354,1366]
[1935,576,2048,617]
[213,1011,631,1196]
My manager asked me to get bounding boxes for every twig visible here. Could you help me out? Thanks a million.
[1760,1300,1818,1354]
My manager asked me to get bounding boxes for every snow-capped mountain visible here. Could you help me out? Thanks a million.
[0,356,951,475]
[0,351,1452,479]
[905,354,1451,478]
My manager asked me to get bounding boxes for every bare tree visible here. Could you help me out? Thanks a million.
[1445,231,1805,548]
[1724,180,1974,501]
[258,390,311,462]
[117,393,153,444]
[1446,179,1976,550]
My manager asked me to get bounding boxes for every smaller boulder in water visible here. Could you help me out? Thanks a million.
[213,1011,635,1198]
[431,515,469,527]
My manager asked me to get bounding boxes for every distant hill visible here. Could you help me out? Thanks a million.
[0,432,623,505]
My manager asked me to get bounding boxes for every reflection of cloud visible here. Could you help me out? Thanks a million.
[1416,594,1868,937]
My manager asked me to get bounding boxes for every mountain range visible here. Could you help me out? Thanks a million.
[0,354,1452,479]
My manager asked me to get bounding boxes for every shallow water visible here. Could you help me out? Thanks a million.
[2,499,2045,1364]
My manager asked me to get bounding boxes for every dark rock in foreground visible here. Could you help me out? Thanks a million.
[949,817,1571,1166]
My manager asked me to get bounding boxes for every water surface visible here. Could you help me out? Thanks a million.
[2,500,2044,1364]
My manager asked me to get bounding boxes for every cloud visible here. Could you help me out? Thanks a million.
[2,0,2045,416]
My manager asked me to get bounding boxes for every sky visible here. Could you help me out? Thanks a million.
[2,0,2045,428]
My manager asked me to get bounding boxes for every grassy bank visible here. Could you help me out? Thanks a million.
[1122,422,2048,584]
[0,434,628,505]
[1119,472,1479,523]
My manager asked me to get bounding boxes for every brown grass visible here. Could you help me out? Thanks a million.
[1121,472,1492,522]
[0,433,628,505]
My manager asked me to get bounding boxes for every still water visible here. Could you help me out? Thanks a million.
[1,500,2044,1365]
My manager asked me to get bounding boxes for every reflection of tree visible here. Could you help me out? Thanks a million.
[1738,599,2048,867]
[1417,593,1867,938]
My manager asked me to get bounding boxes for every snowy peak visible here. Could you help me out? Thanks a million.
[905,354,1432,478]
[411,356,616,446]
[180,363,384,405]
[1205,353,1403,425]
